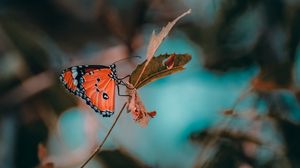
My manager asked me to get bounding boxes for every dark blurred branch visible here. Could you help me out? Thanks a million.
[191,129,262,146]
[0,71,55,106]
[98,148,150,168]
[276,119,300,167]
[287,7,300,63]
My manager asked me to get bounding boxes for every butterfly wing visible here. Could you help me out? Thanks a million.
[81,68,115,117]
[60,65,115,117]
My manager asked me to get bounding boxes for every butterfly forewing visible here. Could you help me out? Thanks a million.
[81,69,115,117]
[60,65,115,117]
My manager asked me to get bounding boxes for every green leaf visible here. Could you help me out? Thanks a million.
[129,53,192,88]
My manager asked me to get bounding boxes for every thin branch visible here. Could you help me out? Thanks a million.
[80,102,127,168]
[195,86,253,167]
[231,86,253,111]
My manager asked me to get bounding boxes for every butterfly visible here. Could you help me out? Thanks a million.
[59,64,129,117]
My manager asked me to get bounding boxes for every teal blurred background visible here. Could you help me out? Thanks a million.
[1,0,300,168]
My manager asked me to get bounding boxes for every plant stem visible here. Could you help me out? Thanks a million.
[80,102,127,168]
[231,86,253,111]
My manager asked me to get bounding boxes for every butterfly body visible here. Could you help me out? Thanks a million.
[60,64,124,117]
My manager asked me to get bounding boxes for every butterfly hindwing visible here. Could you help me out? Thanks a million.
[60,65,115,117]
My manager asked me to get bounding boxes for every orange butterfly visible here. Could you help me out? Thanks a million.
[59,64,129,117]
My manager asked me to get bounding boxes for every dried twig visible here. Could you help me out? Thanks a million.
[80,102,127,168]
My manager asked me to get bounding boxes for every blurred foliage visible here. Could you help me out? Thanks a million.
[1,0,300,168]
[98,149,150,168]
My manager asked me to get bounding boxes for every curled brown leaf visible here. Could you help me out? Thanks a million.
[127,83,156,127]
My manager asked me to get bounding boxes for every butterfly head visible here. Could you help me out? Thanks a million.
[109,64,117,72]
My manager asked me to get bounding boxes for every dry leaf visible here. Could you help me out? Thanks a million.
[130,53,191,88]
[146,9,191,61]
[133,9,191,87]
[127,10,191,127]
[37,143,54,168]
[127,83,156,127]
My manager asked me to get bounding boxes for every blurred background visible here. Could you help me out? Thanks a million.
[1,0,300,167]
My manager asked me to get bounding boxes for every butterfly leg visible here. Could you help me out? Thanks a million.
[119,82,136,90]
[116,84,130,97]
[119,75,130,80]
[117,76,135,90]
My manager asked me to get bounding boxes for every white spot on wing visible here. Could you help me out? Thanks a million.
[73,79,78,86]
[72,71,78,78]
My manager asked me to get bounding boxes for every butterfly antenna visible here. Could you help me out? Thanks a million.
[112,56,141,65]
